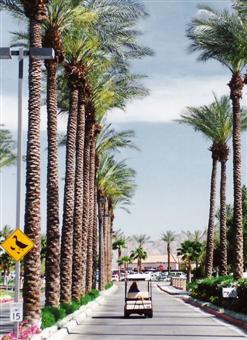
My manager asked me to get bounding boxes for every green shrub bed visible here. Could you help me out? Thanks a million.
[42,289,100,329]
[105,282,113,290]
[188,276,247,315]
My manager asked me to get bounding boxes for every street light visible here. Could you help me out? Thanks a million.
[0,46,54,338]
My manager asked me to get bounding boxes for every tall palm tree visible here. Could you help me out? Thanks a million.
[43,0,85,308]
[96,153,136,288]
[187,5,247,279]
[178,94,247,276]
[132,234,151,248]
[130,247,148,273]
[161,230,176,273]
[113,237,128,277]
[177,240,203,283]
[0,0,49,323]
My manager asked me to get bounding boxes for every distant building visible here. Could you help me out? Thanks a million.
[129,255,179,271]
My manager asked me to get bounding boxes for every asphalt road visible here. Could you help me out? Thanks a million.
[64,283,247,340]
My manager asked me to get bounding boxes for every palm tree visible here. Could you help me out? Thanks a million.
[96,153,136,288]
[132,234,151,248]
[187,5,247,279]
[112,232,128,277]
[161,230,176,273]
[177,240,203,283]
[43,0,84,308]
[130,247,148,273]
[117,256,133,272]
[178,94,247,276]
[1,0,49,323]
[0,127,16,169]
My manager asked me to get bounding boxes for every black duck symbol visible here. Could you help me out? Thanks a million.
[10,235,28,254]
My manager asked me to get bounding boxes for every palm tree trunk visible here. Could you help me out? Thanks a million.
[92,185,98,290]
[167,244,170,273]
[71,93,86,301]
[205,155,217,277]
[87,119,96,292]
[98,194,105,291]
[103,200,109,286]
[23,18,43,323]
[60,86,78,304]
[229,72,244,279]
[118,248,122,278]
[220,159,228,276]
[83,116,92,293]
[188,259,192,283]
[45,60,60,308]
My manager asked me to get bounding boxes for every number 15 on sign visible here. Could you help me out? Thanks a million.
[10,303,23,322]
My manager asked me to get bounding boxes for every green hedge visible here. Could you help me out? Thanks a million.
[41,289,100,329]
[105,282,113,290]
[188,276,247,314]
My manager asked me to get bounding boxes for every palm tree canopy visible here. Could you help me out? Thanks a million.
[161,230,176,244]
[0,128,16,169]
[178,94,247,145]
[187,5,247,72]
[177,240,203,262]
[96,123,139,155]
[132,234,150,248]
[96,152,136,211]
[130,247,147,261]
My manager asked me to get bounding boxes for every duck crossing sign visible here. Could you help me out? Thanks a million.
[0,228,34,261]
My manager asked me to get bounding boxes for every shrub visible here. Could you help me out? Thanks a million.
[42,308,56,329]
[61,300,80,315]
[105,282,113,290]
[190,276,247,315]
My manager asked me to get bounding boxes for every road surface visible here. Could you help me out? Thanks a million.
[63,283,247,340]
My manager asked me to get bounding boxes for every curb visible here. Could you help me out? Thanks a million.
[31,285,118,340]
[157,284,188,296]
[181,296,247,332]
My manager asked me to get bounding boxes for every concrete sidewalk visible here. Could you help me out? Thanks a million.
[58,283,247,340]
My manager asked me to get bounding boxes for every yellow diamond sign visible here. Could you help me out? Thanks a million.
[0,228,34,261]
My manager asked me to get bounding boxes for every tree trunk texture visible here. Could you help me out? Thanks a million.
[82,115,91,294]
[107,216,113,282]
[23,18,42,324]
[103,200,109,287]
[45,61,60,308]
[71,94,86,301]
[205,156,217,278]
[220,160,228,276]
[98,196,105,291]
[167,244,170,273]
[229,72,244,279]
[60,87,78,304]
[86,120,95,292]
[92,185,98,289]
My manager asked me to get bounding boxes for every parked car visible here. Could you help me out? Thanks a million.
[112,274,119,282]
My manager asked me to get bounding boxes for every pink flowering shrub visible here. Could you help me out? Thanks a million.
[1,321,40,340]
[0,298,14,303]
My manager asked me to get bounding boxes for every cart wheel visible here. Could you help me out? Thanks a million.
[148,310,153,318]
[124,310,129,318]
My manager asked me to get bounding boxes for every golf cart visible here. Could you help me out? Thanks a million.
[124,276,153,318]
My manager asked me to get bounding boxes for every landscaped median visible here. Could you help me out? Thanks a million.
[182,276,247,331]
[33,283,117,340]
[1,283,117,340]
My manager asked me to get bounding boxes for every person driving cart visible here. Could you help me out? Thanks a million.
[128,281,140,293]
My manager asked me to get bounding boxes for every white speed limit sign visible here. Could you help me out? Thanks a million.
[10,303,23,322]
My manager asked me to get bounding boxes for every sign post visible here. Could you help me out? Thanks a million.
[1,228,34,339]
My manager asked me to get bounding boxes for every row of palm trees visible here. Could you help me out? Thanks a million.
[0,0,152,324]
[179,2,247,280]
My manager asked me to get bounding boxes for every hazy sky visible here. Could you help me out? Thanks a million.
[0,1,246,239]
